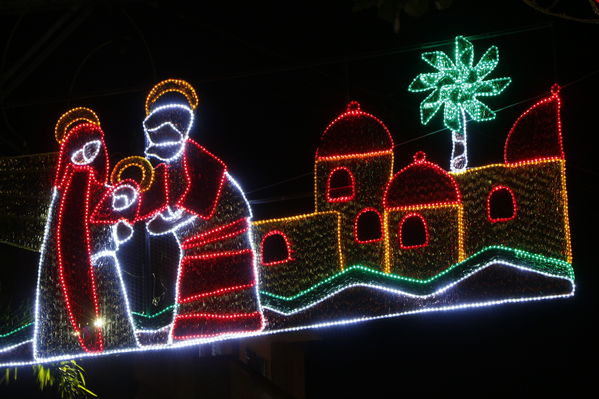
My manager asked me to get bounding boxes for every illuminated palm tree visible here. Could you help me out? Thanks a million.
[408,35,511,172]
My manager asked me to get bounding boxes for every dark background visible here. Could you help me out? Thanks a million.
[0,0,597,397]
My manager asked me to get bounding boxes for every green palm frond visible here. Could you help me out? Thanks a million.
[408,35,511,131]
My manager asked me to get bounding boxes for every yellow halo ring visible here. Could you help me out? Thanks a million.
[55,107,100,144]
[145,79,199,116]
[110,156,155,192]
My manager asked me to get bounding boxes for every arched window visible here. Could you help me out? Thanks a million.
[487,185,517,223]
[327,167,355,202]
[261,231,292,266]
[354,208,382,243]
[399,213,429,249]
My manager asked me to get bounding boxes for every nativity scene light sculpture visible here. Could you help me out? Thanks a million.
[33,80,265,361]
[0,73,574,366]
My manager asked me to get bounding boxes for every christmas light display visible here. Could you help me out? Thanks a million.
[0,79,574,367]
[408,36,512,172]
[398,213,430,249]
[110,156,155,192]
[326,166,356,202]
[260,230,294,266]
[486,185,517,223]
[141,90,264,343]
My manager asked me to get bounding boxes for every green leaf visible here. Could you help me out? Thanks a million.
[421,51,455,71]
[473,77,511,97]
[443,101,462,131]
[455,36,474,70]
[409,34,511,130]
[419,90,443,124]
[463,99,496,121]
[408,72,443,92]
[78,385,98,397]
[438,84,462,104]
[474,46,499,80]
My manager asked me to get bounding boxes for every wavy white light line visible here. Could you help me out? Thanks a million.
[262,260,574,316]
[1,259,573,368]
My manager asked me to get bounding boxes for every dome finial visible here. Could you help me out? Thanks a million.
[347,101,361,112]
[550,83,560,96]
[413,151,426,163]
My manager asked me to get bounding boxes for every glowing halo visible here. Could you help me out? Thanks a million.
[110,156,155,192]
[54,107,101,144]
[145,79,199,116]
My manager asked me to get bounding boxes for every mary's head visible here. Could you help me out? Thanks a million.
[54,108,109,188]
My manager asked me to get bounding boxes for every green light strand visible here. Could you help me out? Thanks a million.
[0,248,573,336]
[0,322,34,338]
[259,245,573,301]
[131,304,175,319]
[408,35,511,171]
[408,35,511,131]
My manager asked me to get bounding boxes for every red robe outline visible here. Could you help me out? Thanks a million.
[52,123,110,353]
[38,123,139,356]
[140,139,264,340]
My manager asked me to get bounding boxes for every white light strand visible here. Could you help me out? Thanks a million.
[110,184,139,211]
[0,340,33,354]
[71,140,102,165]
[450,108,468,172]
[1,274,574,368]
[111,220,134,246]
[143,104,194,162]
[146,207,198,236]
[135,325,171,334]
[32,189,58,359]
[226,172,265,328]
[263,260,575,316]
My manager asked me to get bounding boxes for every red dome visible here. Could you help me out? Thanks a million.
[504,84,564,164]
[316,101,394,158]
[384,152,461,208]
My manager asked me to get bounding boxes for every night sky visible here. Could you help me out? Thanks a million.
[0,1,597,397]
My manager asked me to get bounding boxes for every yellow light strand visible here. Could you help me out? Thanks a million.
[335,211,344,271]
[383,210,391,274]
[145,79,199,116]
[385,203,461,212]
[251,211,345,271]
[450,157,562,175]
[314,152,394,212]
[383,205,463,272]
[457,204,466,261]
[54,107,100,144]
[252,211,337,226]
[451,157,570,262]
[110,156,155,192]
[559,162,573,263]
[316,150,394,162]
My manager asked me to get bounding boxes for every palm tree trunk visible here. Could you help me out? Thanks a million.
[450,108,468,172]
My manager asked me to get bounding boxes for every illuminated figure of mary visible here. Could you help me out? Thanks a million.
[34,110,137,359]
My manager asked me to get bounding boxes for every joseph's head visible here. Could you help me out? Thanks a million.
[143,79,199,163]
[143,103,194,162]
